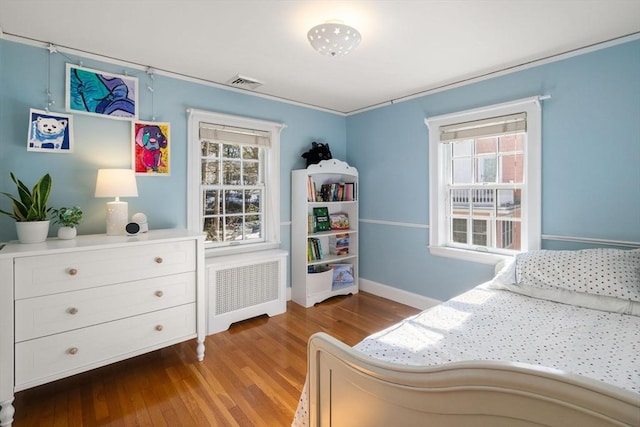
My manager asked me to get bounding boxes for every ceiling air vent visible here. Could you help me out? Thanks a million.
[227,74,263,90]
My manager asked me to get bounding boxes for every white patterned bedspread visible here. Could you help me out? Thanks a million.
[292,285,640,426]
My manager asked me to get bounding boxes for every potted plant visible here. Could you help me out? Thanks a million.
[51,206,83,239]
[0,172,52,243]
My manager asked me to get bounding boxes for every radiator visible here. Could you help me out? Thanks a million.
[206,249,287,334]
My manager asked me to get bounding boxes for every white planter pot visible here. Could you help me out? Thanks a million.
[15,220,50,244]
[57,226,77,240]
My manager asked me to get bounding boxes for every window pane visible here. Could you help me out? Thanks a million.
[451,218,467,243]
[223,144,241,158]
[222,160,241,185]
[498,134,524,152]
[203,217,223,242]
[225,190,243,213]
[245,189,261,213]
[499,154,523,183]
[497,189,521,218]
[452,158,472,184]
[450,189,470,215]
[225,216,243,241]
[246,214,261,240]
[201,160,219,185]
[471,189,494,214]
[472,219,487,246]
[201,141,219,157]
[243,146,259,160]
[243,161,259,185]
[475,137,497,154]
[203,189,221,215]
[452,140,473,157]
[476,156,497,183]
[496,220,521,251]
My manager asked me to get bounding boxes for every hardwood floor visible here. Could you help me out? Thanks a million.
[13,292,419,426]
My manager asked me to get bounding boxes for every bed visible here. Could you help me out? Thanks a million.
[292,248,640,427]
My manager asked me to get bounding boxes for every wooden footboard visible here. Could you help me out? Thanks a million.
[308,332,639,427]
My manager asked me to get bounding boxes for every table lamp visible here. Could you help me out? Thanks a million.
[95,169,138,235]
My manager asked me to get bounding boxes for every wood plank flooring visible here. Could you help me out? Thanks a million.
[12,292,419,426]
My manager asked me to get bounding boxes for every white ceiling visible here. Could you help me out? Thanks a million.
[1,1,639,114]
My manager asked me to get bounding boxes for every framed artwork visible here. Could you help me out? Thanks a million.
[65,64,138,120]
[27,108,74,153]
[132,121,170,175]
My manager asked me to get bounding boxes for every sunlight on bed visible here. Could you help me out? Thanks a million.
[357,286,502,357]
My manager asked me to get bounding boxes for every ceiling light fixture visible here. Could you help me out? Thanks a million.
[307,20,361,57]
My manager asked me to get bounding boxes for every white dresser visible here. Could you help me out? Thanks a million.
[0,229,206,427]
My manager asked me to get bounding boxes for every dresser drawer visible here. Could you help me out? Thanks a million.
[15,240,195,299]
[15,272,196,342]
[15,303,196,390]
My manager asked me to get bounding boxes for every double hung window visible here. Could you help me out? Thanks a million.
[426,98,541,263]
[188,110,284,252]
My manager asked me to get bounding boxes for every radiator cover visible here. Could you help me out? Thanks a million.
[206,250,287,334]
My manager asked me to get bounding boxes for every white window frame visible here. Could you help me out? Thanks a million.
[425,97,541,264]
[187,109,285,256]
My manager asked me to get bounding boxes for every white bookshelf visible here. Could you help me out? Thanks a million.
[291,159,359,307]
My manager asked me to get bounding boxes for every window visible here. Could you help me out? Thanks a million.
[188,109,284,253]
[425,97,541,264]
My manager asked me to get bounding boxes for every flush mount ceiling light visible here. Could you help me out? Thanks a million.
[307,20,362,57]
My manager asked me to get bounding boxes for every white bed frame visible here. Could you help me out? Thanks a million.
[308,332,639,427]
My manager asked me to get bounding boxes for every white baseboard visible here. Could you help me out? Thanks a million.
[286,280,439,311]
[359,278,440,310]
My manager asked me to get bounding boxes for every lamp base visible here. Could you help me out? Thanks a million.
[106,201,128,236]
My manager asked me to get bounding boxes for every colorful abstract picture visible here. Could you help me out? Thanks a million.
[132,121,170,175]
[66,64,138,120]
[27,108,74,153]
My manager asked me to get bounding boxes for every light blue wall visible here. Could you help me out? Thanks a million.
[0,38,347,271]
[347,38,640,301]
[2,37,639,302]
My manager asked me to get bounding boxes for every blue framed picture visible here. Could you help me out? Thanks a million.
[27,108,74,153]
[65,64,138,120]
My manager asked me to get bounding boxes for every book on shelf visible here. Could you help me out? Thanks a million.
[316,182,357,202]
[330,264,355,288]
[329,212,349,230]
[307,237,323,261]
[329,233,349,255]
[344,182,355,201]
[312,206,330,232]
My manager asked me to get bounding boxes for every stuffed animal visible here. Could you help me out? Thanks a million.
[301,141,332,167]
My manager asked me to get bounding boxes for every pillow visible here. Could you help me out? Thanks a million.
[487,249,640,315]
[515,248,640,301]
[490,281,640,316]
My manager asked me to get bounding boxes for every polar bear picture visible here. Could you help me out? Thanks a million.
[27,108,74,152]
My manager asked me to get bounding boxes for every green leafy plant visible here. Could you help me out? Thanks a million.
[51,206,83,228]
[0,172,52,222]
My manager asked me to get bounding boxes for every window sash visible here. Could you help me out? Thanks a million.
[199,135,265,246]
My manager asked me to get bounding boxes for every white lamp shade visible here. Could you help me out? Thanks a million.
[95,169,138,198]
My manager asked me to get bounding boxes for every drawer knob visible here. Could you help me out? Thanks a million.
[155,290,164,298]
[68,307,79,315]
[68,347,79,355]
[155,325,164,331]
[154,257,163,264]
[68,268,78,276]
